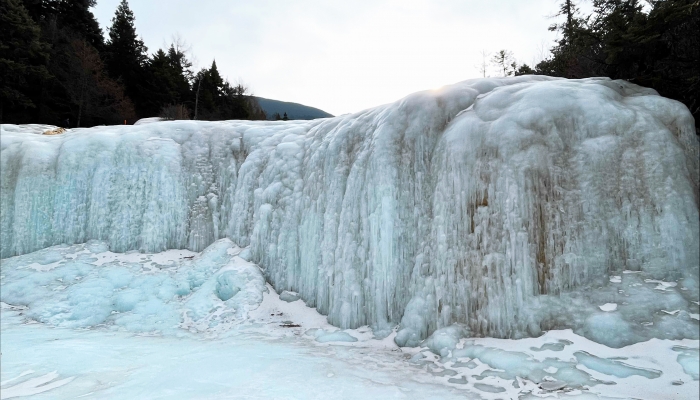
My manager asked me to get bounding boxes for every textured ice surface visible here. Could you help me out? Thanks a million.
[673,346,700,380]
[1,77,698,346]
[1,246,698,399]
[0,240,264,335]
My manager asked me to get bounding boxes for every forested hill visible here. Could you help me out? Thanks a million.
[255,98,334,120]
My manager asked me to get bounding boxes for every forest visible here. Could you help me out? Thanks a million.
[1,0,698,131]
[1,0,265,127]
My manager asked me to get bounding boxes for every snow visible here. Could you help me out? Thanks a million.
[134,117,164,125]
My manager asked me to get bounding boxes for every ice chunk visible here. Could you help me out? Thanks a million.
[215,272,241,301]
[313,330,358,343]
[473,383,506,393]
[279,290,301,303]
[599,303,618,312]
[539,380,567,391]
[574,351,662,379]
[530,340,572,352]
[673,346,700,380]
[421,325,468,356]
[645,280,678,291]
[581,313,641,348]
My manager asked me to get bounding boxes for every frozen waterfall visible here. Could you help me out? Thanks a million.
[1,76,698,345]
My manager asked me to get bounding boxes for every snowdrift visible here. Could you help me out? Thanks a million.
[1,76,698,345]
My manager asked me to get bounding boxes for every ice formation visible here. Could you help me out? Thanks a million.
[1,76,698,346]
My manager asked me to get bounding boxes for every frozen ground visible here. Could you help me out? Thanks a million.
[1,243,697,399]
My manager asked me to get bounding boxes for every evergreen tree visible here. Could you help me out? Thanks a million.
[166,44,194,103]
[193,60,224,120]
[515,64,535,76]
[12,0,112,124]
[0,0,50,122]
[23,0,104,50]
[105,0,147,119]
[192,60,265,121]
[491,50,515,77]
[146,44,194,118]
[536,0,698,133]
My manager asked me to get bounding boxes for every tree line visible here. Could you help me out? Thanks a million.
[486,0,698,134]
[1,0,265,127]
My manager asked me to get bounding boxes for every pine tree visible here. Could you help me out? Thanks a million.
[491,50,515,77]
[193,60,224,119]
[166,43,193,103]
[105,0,147,118]
[537,0,598,78]
[23,0,104,49]
[0,0,51,122]
[515,64,535,76]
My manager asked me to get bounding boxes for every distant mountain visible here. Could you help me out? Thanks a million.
[255,97,333,120]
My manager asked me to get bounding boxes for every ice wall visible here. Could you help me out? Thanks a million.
[1,76,698,343]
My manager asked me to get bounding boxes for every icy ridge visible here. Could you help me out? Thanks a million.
[1,76,698,343]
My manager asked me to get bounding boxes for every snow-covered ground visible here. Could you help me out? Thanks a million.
[1,243,697,399]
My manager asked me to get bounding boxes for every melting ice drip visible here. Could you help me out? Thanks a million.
[1,76,698,345]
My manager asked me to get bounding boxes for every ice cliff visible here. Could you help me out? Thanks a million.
[1,76,698,345]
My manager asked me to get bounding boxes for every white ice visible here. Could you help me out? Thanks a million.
[1,76,698,347]
[598,303,617,312]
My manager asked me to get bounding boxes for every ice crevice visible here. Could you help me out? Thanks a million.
[1,76,698,346]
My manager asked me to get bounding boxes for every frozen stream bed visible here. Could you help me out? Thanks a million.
[1,242,697,399]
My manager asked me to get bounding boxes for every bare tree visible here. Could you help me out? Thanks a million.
[159,104,190,120]
[532,39,550,68]
[476,49,490,77]
[64,38,134,126]
[194,70,203,120]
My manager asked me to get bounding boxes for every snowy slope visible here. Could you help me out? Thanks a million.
[1,76,698,346]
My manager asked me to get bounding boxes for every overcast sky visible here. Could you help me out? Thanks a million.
[93,0,563,116]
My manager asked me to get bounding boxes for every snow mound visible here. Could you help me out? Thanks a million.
[1,77,698,346]
[134,117,164,125]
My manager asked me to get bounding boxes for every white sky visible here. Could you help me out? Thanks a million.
[93,0,562,116]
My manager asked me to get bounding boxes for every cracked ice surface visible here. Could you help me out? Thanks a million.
[1,77,698,345]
